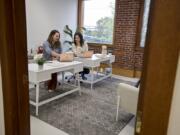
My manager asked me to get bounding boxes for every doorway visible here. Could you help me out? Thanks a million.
[0,0,179,135]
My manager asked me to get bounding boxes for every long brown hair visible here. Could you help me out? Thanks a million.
[74,32,84,47]
[47,30,61,48]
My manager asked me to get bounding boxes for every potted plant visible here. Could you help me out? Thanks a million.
[34,54,45,69]
[63,25,86,51]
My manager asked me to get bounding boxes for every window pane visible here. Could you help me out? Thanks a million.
[83,0,115,44]
[140,0,151,47]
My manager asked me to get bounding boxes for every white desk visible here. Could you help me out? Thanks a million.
[28,61,83,115]
[74,54,115,90]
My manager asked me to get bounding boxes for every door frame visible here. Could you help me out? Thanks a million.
[0,0,179,135]
[0,0,30,135]
[136,0,180,135]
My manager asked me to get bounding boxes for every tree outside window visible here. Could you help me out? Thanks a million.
[83,0,115,44]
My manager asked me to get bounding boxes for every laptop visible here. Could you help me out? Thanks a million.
[59,52,74,62]
[81,51,94,58]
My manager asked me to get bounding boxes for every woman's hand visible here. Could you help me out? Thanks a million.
[52,54,61,61]
[52,57,58,60]
[58,54,61,61]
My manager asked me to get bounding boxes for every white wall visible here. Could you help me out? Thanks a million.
[168,54,180,135]
[0,64,5,135]
[25,0,78,51]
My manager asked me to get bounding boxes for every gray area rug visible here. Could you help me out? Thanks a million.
[30,77,136,135]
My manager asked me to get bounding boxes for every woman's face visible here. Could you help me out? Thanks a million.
[52,32,60,42]
[75,35,80,43]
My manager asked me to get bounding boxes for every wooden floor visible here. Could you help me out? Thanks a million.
[31,116,68,135]
[31,116,135,135]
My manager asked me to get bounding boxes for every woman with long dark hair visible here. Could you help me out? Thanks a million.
[72,32,89,80]
[43,30,61,92]
[72,32,88,56]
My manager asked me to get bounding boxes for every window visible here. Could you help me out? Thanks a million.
[140,0,151,47]
[83,0,115,44]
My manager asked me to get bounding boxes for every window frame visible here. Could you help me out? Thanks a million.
[78,0,117,46]
[135,0,151,51]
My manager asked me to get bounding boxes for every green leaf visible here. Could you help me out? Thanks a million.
[63,30,73,38]
[63,41,73,45]
[63,25,73,38]
[81,27,86,31]
[36,58,46,65]
[66,25,73,34]
[76,27,86,33]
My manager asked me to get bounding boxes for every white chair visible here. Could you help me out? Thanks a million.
[116,83,139,121]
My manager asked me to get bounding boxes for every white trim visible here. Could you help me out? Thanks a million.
[112,74,140,83]
[31,116,68,135]
[0,64,5,135]
[167,54,180,135]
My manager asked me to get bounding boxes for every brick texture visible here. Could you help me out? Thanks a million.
[89,0,144,72]
[113,0,144,70]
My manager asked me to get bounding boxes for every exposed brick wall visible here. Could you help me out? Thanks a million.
[89,45,113,54]
[89,0,144,74]
[89,45,101,53]
[114,0,144,71]
[134,51,144,70]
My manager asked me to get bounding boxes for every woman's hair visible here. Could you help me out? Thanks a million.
[47,30,61,48]
[74,32,84,47]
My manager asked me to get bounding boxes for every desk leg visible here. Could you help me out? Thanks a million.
[96,67,99,78]
[62,71,64,89]
[110,63,112,80]
[74,73,77,86]
[91,67,94,90]
[76,73,81,95]
[62,71,64,83]
[35,83,39,116]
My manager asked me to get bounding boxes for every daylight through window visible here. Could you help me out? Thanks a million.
[83,0,115,44]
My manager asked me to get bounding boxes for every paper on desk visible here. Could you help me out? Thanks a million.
[46,61,65,67]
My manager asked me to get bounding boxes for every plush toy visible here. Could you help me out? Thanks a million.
[37,46,43,54]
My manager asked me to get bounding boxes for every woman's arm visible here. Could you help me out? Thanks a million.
[43,42,60,58]
[51,51,60,58]
[83,42,89,52]
[72,44,78,56]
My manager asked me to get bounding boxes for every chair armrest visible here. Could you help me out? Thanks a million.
[117,83,139,95]
[117,83,139,115]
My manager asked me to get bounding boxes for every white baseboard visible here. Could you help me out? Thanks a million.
[112,74,139,83]
[0,65,5,135]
